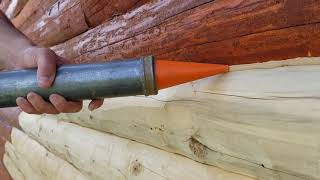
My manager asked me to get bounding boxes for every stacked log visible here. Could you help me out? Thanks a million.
[11,0,147,46]
[52,0,320,64]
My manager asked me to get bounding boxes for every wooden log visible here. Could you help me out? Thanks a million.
[0,0,11,12]
[0,118,13,180]
[48,58,320,180]
[52,0,213,61]
[52,0,320,65]
[5,0,28,19]
[18,113,255,180]
[4,128,89,180]
[80,0,143,27]
[12,0,57,30]
[18,0,88,47]
[12,0,150,47]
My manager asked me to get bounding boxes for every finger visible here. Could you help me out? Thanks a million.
[88,99,104,111]
[49,94,83,113]
[57,56,70,65]
[27,92,59,114]
[36,49,57,88]
[16,97,41,114]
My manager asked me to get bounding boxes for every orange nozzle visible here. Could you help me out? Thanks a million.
[155,60,229,90]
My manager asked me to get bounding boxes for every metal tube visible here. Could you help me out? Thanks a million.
[0,56,157,108]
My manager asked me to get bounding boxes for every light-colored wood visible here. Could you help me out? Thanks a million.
[36,58,320,180]
[18,114,254,180]
[4,128,89,180]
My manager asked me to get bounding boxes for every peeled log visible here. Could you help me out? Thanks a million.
[18,114,254,180]
[0,119,13,180]
[4,128,89,180]
[52,0,320,64]
[50,58,320,180]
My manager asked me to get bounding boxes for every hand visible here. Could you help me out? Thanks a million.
[11,47,104,114]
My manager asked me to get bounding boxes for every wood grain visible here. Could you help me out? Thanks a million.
[52,0,320,65]
[80,0,143,27]
[53,61,320,180]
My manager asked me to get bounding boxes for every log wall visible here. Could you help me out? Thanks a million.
[1,0,320,179]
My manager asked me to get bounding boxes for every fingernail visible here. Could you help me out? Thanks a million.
[38,76,50,87]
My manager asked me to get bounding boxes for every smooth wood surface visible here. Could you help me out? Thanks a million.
[52,0,320,65]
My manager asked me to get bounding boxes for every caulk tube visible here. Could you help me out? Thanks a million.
[0,56,157,108]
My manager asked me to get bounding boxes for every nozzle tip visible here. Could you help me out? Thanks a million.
[155,60,229,89]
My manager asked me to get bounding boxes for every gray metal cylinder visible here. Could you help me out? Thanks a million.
[0,56,157,108]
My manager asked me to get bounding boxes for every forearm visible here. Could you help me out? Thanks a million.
[0,11,34,70]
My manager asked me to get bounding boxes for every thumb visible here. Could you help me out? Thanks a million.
[36,50,57,88]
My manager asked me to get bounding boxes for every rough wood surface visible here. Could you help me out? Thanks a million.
[52,0,320,65]
[18,0,88,46]
[5,0,28,19]
[0,0,11,12]
[18,113,255,180]
[49,58,320,180]
[12,0,57,30]
[80,0,143,27]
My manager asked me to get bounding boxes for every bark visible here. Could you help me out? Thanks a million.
[52,0,320,65]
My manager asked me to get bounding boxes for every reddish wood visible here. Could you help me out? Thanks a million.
[52,0,320,65]
[52,0,212,61]
[5,0,29,19]
[80,0,143,27]
[22,0,88,46]
[0,0,11,12]
[12,0,57,30]
[160,23,320,64]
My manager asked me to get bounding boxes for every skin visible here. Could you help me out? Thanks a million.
[0,11,104,115]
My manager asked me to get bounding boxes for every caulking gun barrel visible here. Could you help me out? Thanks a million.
[0,56,157,108]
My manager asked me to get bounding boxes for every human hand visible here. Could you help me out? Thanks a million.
[10,46,104,114]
